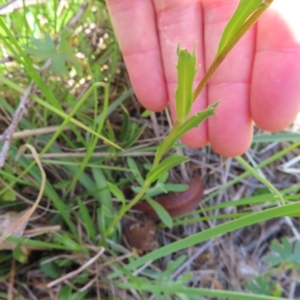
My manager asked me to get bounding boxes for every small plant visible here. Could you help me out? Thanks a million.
[105,0,275,236]
[264,237,300,269]
[247,276,283,297]
[25,29,82,76]
[247,237,300,297]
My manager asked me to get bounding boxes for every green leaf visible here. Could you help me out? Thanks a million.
[157,255,187,281]
[141,109,151,117]
[264,237,300,268]
[105,120,116,142]
[59,285,72,300]
[133,182,188,198]
[109,201,300,279]
[157,102,218,157]
[40,259,62,279]
[175,44,198,122]
[145,197,173,228]
[12,245,28,263]
[59,29,71,53]
[177,273,193,285]
[247,276,281,296]
[70,290,89,300]
[127,157,145,186]
[156,171,168,183]
[146,155,188,184]
[252,133,300,144]
[53,233,85,252]
[124,123,147,148]
[2,189,16,202]
[176,292,205,300]
[72,270,89,284]
[24,31,82,76]
[25,34,56,60]
[162,183,188,193]
[218,0,263,54]
[119,105,130,142]
[77,198,96,241]
[52,55,69,76]
[27,35,55,58]
[175,101,218,142]
[107,182,125,205]
[92,168,114,238]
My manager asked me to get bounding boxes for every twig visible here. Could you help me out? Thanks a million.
[0,125,71,140]
[8,258,15,300]
[65,2,89,30]
[0,82,34,168]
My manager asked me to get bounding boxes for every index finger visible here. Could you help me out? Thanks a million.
[105,0,168,111]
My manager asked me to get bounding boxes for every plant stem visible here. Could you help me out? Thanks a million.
[106,122,182,236]
[193,0,273,101]
[152,121,181,167]
[105,181,150,236]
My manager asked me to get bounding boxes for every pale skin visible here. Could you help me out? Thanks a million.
[106,0,300,157]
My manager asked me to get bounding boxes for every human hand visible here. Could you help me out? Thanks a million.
[106,0,300,157]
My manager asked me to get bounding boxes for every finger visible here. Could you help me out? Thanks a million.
[251,0,300,131]
[105,0,168,111]
[202,0,255,157]
[153,0,208,148]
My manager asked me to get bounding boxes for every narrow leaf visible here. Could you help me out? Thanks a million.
[157,101,218,157]
[175,101,218,143]
[109,201,300,279]
[40,259,62,279]
[92,168,114,239]
[119,106,130,142]
[175,45,198,122]
[124,123,147,149]
[107,182,125,204]
[218,0,263,54]
[145,197,173,228]
[146,155,188,184]
[158,255,187,280]
[77,198,96,241]
[127,157,145,186]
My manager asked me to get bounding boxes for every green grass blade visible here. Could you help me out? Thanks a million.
[77,197,96,241]
[115,281,286,300]
[109,201,300,278]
